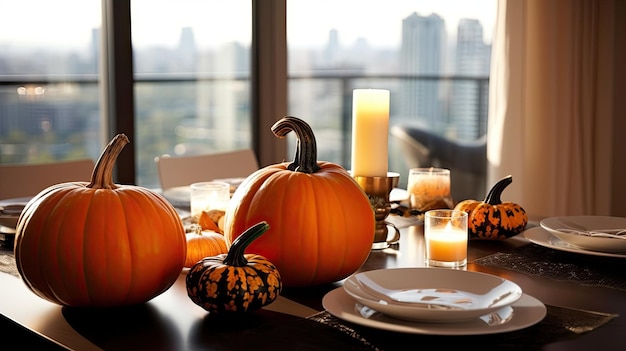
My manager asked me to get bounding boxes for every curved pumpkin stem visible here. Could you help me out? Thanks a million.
[87,133,129,190]
[224,221,270,267]
[484,175,513,205]
[271,116,321,174]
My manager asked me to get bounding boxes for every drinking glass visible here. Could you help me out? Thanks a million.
[190,181,231,220]
[424,209,468,268]
[407,167,454,212]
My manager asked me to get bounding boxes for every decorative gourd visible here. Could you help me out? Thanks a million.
[14,134,186,307]
[223,116,375,287]
[184,227,228,268]
[454,175,528,240]
[186,221,282,314]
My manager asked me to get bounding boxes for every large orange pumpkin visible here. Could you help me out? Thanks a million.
[14,134,186,307]
[223,116,375,287]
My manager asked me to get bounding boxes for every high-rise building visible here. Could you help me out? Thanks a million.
[451,19,491,140]
[177,27,198,72]
[399,12,446,129]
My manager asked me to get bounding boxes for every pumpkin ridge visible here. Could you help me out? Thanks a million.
[125,192,156,299]
[57,190,92,305]
[113,191,136,302]
[115,190,136,303]
[302,175,321,282]
[259,172,289,263]
[81,189,99,305]
[135,190,172,298]
[44,191,85,301]
[122,188,169,303]
[95,189,123,302]
[305,175,324,282]
[15,197,49,297]
[315,174,345,279]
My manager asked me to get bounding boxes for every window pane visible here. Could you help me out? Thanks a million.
[287,0,496,192]
[131,0,252,188]
[0,1,102,166]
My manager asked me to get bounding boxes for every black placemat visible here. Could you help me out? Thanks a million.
[474,243,626,292]
[0,244,18,277]
[308,304,617,351]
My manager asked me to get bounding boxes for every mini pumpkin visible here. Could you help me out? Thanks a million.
[14,134,186,307]
[184,227,228,268]
[223,116,375,287]
[186,221,281,314]
[454,175,528,240]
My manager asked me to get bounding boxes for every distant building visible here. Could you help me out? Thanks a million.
[177,27,198,72]
[399,12,446,129]
[324,29,340,64]
[451,19,491,140]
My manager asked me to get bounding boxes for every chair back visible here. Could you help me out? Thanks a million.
[391,124,487,202]
[155,149,259,190]
[0,159,95,199]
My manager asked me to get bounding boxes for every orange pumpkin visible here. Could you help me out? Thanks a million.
[14,134,186,307]
[186,221,282,314]
[185,228,228,268]
[224,116,375,287]
[454,175,528,240]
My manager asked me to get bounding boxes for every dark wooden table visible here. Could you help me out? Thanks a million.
[1,218,624,350]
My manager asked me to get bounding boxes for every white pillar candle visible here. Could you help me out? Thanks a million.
[351,89,390,177]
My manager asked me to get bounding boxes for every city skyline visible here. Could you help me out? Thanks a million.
[0,1,496,50]
[0,3,493,188]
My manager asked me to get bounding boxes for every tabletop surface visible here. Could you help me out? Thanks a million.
[1,215,625,351]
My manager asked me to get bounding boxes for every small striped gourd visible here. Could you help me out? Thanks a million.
[454,175,528,240]
[186,221,282,314]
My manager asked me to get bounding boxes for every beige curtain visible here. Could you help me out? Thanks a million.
[487,0,617,219]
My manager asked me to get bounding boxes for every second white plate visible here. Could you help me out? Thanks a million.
[323,287,546,335]
[540,216,626,253]
[0,197,31,230]
[524,227,626,259]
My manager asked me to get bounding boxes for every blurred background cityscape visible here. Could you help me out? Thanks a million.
[0,1,495,189]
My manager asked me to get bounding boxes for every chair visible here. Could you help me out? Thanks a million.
[391,123,487,202]
[155,149,259,190]
[0,159,95,199]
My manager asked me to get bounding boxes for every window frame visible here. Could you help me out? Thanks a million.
[104,0,287,183]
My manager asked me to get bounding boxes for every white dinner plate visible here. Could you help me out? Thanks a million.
[322,288,546,335]
[162,186,191,207]
[540,216,626,253]
[0,211,20,229]
[0,197,31,230]
[343,268,522,323]
[523,227,626,259]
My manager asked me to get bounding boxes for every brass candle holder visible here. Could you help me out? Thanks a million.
[353,172,401,250]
